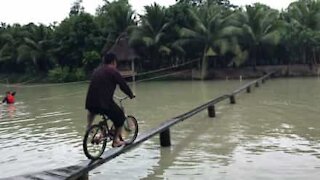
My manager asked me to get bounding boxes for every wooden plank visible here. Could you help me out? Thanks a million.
[231,72,274,95]
[4,165,85,180]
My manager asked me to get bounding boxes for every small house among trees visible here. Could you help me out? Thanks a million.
[108,33,139,81]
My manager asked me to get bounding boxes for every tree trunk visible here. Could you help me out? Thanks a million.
[251,45,257,70]
[201,46,208,80]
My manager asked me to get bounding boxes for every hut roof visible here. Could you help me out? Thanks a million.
[108,33,139,61]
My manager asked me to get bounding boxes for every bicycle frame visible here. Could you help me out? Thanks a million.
[99,96,129,137]
[114,95,129,114]
[83,95,137,159]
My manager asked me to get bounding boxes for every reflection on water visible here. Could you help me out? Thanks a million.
[0,78,320,179]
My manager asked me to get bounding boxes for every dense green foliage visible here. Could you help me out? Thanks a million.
[1,0,320,81]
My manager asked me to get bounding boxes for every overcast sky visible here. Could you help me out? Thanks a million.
[0,0,296,25]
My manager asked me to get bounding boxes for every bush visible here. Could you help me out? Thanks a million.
[83,51,101,74]
[48,67,86,82]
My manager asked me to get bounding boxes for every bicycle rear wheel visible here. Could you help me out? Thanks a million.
[83,124,107,160]
[121,115,138,144]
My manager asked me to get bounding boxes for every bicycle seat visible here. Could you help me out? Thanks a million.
[99,113,109,119]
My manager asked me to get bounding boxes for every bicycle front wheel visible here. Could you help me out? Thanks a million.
[83,124,107,160]
[121,115,138,144]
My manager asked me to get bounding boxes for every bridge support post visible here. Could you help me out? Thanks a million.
[160,129,171,147]
[230,95,236,104]
[246,86,251,93]
[255,81,260,87]
[262,79,265,84]
[77,173,88,180]
[208,105,215,118]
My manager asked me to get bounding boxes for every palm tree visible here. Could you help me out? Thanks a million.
[233,4,283,68]
[175,4,239,79]
[129,3,172,70]
[16,24,55,73]
[287,0,320,30]
[285,0,320,65]
[0,33,16,63]
[0,24,27,73]
[96,0,136,51]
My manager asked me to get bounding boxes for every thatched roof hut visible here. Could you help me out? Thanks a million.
[108,33,139,80]
[108,33,139,62]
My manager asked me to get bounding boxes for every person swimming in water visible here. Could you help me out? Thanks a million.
[1,91,16,104]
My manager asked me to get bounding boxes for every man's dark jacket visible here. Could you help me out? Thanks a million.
[85,65,134,111]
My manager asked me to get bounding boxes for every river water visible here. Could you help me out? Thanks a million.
[0,77,320,179]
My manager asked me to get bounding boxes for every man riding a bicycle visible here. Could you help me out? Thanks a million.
[85,52,135,147]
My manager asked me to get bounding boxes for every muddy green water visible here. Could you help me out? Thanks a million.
[0,77,320,179]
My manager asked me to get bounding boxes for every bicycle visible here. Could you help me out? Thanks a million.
[83,96,138,160]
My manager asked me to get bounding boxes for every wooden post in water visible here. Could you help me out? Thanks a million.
[262,78,265,84]
[208,105,216,117]
[77,173,88,180]
[160,129,171,147]
[246,86,251,93]
[255,81,259,87]
[230,95,236,104]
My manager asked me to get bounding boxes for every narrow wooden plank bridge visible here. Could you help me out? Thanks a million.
[5,72,274,180]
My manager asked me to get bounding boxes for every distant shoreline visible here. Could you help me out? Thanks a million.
[1,64,319,85]
[157,64,320,80]
[211,64,320,80]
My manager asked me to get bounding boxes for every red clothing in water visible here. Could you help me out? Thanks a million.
[7,94,14,104]
[2,92,15,104]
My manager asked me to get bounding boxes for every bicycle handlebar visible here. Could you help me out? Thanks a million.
[114,95,129,102]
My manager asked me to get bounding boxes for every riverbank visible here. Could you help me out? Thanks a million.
[186,64,320,80]
[0,74,48,85]
[1,64,319,84]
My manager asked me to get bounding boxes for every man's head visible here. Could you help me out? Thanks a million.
[103,53,117,67]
